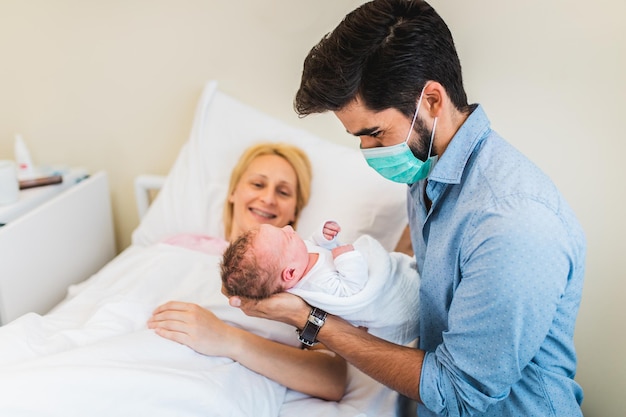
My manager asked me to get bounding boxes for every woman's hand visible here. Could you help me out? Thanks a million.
[147,301,241,358]
[149,298,348,401]
[229,292,309,328]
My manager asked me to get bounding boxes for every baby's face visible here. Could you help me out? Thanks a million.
[255,224,305,258]
[254,224,309,284]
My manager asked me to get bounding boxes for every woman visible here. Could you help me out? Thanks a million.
[148,142,347,401]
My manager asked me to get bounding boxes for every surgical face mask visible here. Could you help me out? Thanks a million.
[361,88,438,184]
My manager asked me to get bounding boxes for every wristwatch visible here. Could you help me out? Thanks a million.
[297,307,328,346]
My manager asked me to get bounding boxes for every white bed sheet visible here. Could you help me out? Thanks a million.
[0,80,409,416]
[0,243,398,416]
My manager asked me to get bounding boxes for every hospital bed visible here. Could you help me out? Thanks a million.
[0,81,413,416]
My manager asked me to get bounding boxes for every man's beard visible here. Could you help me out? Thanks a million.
[407,116,433,161]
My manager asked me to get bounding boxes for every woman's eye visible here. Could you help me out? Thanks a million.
[370,131,381,138]
[278,189,292,197]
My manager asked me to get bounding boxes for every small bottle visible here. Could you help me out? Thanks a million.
[14,134,36,180]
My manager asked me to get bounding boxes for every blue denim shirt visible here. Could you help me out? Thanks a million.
[408,105,586,417]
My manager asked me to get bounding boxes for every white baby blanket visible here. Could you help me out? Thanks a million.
[289,235,420,345]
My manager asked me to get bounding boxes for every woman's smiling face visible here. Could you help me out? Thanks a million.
[228,154,299,241]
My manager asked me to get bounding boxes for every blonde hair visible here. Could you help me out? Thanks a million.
[223,142,312,238]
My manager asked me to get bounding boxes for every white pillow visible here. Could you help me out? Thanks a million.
[132,81,408,252]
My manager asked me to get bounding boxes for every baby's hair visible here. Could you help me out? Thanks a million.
[221,229,283,299]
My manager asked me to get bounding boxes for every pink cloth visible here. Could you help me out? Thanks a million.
[161,233,229,256]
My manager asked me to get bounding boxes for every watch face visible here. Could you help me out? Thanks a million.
[298,308,327,346]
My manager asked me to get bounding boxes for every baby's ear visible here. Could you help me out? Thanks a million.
[281,268,296,283]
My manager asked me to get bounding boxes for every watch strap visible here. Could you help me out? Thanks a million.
[297,307,327,346]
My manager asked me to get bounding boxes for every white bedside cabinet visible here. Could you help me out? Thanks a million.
[0,171,116,325]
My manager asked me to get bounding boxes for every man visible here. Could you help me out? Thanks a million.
[231,1,586,415]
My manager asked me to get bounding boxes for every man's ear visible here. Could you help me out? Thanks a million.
[281,267,296,283]
[423,81,444,118]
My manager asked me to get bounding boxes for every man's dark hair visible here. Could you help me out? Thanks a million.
[295,0,469,118]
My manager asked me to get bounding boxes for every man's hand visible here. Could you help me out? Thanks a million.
[229,292,310,328]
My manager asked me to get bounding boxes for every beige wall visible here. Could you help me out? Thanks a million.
[0,1,623,415]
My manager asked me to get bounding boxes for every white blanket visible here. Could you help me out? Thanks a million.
[0,243,398,417]
[289,235,420,345]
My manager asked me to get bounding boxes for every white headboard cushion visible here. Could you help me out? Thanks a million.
[132,81,408,251]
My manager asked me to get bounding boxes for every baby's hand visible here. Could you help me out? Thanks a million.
[331,244,354,258]
[323,221,341,241]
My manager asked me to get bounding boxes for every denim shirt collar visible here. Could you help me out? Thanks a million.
[428,104,491,185]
